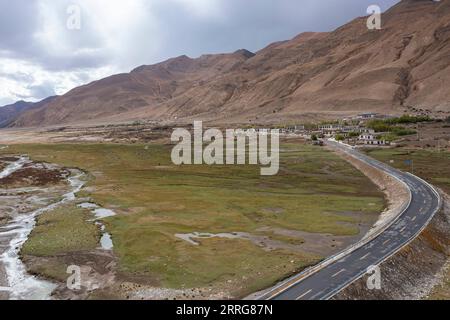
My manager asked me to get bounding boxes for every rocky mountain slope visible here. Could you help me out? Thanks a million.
[0,101,33,127]
[10,0,450,127]
[0,96,56,128]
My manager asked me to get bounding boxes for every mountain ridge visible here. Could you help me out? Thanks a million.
[9,0,450,128]
[0,96,57,128]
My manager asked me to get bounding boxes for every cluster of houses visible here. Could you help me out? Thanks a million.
[317,124,390,146]
[250,113,392,146]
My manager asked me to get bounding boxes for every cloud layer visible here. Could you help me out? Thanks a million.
[0,0,399,105]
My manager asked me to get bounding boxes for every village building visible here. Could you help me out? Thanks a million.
[358,133,389,146]
[319,124,343,136]
[357,113,379,120]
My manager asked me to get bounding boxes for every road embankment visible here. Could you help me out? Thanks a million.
[330,147,411,239]
[259,141,441,300]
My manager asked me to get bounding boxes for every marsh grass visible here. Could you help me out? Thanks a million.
[3,143,384,296]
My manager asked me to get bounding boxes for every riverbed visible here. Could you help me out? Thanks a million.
[0,155,116,300]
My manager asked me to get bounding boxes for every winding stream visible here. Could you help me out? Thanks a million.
[0,158,85,300]
[0,156,28,179]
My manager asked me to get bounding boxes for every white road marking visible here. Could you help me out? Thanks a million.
[262,141,441,301]
[311,291,326,300]
[296,289,312,300]
[332,269,346,278]
[0,286,10,292]
[360,253,371,261]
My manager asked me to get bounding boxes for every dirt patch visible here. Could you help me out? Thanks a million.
[257,225,373,257]
[175,231,314,255]
[23,250,117,300]
[0,124,173,145]
[334,191,450,300]
[0,164,70,188]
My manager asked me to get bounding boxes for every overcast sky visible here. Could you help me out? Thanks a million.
[0,0,400,106]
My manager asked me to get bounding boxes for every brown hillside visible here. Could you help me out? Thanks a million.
[12,0,450,127]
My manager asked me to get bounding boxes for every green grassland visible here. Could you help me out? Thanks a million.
[2,143,384,296]
[20,205,101,282]
[22,205,100,256]
[364,148,450,194]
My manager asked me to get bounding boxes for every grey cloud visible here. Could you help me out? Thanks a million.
[0,0,400,72]
[0,0,400,104]
[0,71,35,83]
[26,81,56,100]
[0,0,109,71]
[0,0,40,54]
[14,81,55,101]
[149,0,400,60]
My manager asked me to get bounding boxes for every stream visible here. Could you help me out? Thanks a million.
[0,156,114,300]
[0,157,85,299]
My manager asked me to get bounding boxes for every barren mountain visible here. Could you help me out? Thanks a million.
[11,0,450,127]
[0,96,56,128]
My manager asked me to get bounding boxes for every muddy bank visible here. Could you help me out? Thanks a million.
[0,156,117,300]
[0,157,74,300]
[23,250,117,300]
[334,191,450,300]
[176,221,376,259]
[0,163,70,188]
[0,159,70,228]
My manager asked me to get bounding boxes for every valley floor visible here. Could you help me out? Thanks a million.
[0,141,385,299]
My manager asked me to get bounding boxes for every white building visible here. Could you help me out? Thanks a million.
[319,124,343,136]
[357,113,379,120]
[358,133,389,145]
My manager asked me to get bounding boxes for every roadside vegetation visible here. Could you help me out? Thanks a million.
[2,142,384,297]
[364,148,450,194]
[367,115,432,141]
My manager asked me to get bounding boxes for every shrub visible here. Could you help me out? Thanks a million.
[391,127,417,136]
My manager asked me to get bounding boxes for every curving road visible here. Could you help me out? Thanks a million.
[259,141,442,300]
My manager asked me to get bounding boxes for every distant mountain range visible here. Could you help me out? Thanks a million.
[0,96,57,128]
[4,0,450,128]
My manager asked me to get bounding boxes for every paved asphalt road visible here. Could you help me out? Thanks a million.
[260,141,441,300]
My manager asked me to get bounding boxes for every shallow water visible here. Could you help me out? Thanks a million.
[93,208,116,220]
[81,203,115,250]
[78,202,99,209]
[0,156,28,179]
[100,233,114,250]
[0,159,86,300]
